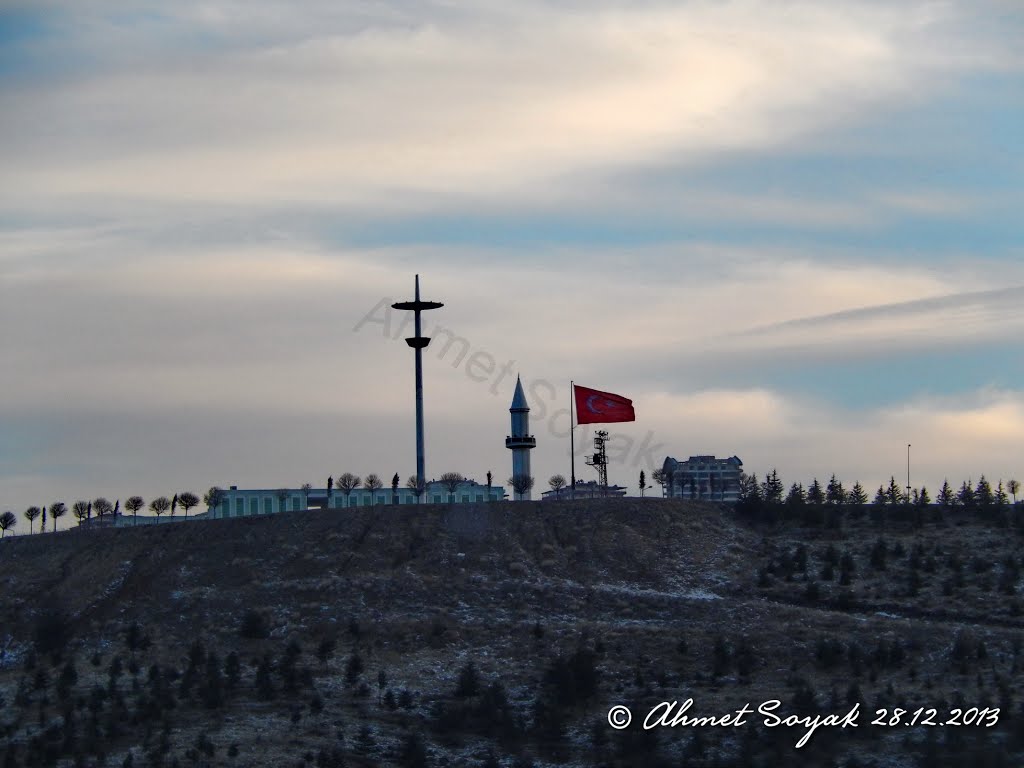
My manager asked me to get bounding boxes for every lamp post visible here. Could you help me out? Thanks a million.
[907,443,911,503]
[392,276,443,498]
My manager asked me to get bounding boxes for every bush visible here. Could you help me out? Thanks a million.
[399,731,429,768]
[455,661,480,698]
[344,653,364,686]
[34,606,73,659]
[239,610,270,639]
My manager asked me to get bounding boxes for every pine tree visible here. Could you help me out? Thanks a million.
[957,481,975,510]
[995,481,1009,508]
[785,483,806,507]
[826,475,846,505]
[455,660,480,698]
[761,470,784,505]
[886,477,903,505]
[807,478,825,505]
[938,480,954,507]
[870,538,887,571]
[345,652,364,686]
[849,482,868,506]
[736,473,763,519]
[975,476,994,508]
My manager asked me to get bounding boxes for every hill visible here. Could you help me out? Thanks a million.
[1,499,1022,767]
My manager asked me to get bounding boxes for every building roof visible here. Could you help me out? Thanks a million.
[510,375,529,411]
[542,482,628,499]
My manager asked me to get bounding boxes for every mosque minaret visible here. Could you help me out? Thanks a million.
[505,376,537,499]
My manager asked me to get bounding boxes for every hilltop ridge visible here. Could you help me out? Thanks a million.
[1,498,1021,767]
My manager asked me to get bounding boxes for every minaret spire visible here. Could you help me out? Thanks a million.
[505,375,537,500]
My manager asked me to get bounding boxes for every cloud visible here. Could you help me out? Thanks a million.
[2,1,1022,517]
[0,0,974,212]
[732,285,1024,355]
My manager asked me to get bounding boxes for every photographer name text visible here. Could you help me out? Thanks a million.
[606,700,999,748]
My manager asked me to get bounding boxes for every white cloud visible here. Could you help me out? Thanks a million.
[0,1,959,210]
[2,1,1022,515]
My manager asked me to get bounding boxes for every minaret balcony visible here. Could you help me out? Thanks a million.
[505,435,537,449]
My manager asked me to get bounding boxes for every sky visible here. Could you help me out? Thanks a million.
[1,0,1023,523]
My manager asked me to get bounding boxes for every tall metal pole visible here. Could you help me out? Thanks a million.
[392,276,443,497]
[907,443,911,503]
[414,293,425,493]
[570,381,576,499]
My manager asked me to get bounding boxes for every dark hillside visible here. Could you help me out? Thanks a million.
[1,499,1021,767]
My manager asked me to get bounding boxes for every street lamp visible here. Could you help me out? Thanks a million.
[392,276,443,497]
[906,443,911,503]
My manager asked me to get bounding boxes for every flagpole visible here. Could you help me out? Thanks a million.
[570,380,576,499]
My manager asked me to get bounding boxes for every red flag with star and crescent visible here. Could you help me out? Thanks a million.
[574,385,635,425]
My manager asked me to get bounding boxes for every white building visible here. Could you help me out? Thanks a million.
[207,478,506,519]
[662,455,743,502]
[541,481,628,500]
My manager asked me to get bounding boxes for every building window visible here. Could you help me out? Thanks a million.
[235,499,243,517]
[263,498,272,515]
[249,498,258,516]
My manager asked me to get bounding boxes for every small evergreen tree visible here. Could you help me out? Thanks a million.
[455,660,480,698]
[785,483,806,508]
[885,477,903,505]
[995,481,1009,508]
[761,470,784,505]
[937,480,954,507]
[976,476,994,508]
[316,637,336,669]
[736,473,764,520]
[957,481,975,510]
[255,655,274,699]
[849,482,868,506]
[344,652,364,686]
[807,478,825,505]
[826,474,846,505]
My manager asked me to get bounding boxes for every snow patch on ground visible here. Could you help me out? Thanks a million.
[684,588,722,601]
[594,582,721,601]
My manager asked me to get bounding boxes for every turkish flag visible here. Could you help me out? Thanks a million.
[574,385,636,425]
